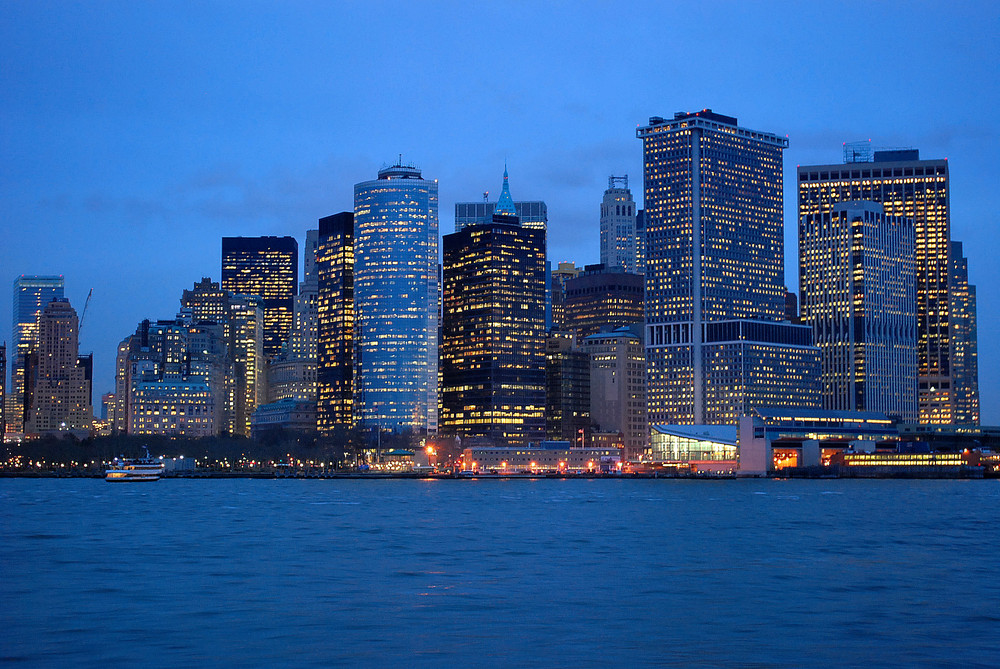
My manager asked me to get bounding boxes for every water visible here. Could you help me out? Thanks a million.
[2,478,998,668]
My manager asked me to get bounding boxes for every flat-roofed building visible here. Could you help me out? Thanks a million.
[317,212,355,432]
[583,327,646,461]
[799,200,917,421]
[798,148,973,424]
[222,236,298,359]
[462,445,622,474]
[564,264,644,340]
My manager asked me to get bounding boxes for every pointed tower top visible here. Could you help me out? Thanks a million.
[495,163,517,217]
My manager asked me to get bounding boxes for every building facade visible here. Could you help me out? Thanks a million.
[26,299,92,435]
[317,212,355,433]
[440,198,547,445]
[600,175,641,274]
[178,278,264,436]
[797,149,969,424]
[0,342,5,438]
[10,275,64,435]
[564,264,644,340]
[221,236,298,359]
[799,201,918,421]
[354,163,439,433]
[545,333,591,445]
[949,241,979,424]
[583,328,647,461]
[637,110,814,424]
[549,262,581,332]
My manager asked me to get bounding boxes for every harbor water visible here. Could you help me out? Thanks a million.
[2,478,998,667]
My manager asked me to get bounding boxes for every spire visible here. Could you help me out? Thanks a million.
[495,163,517,217]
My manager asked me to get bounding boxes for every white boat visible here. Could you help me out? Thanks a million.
[105,448,165,482]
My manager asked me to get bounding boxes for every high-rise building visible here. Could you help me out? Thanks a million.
[950,241,979,424]
[635,209,646,275]
[798,148,968,424]
[0,342,6,438]
[179,278,264,436]
[583,327,647,461]
[221,236,298,359]
[455,168,547,232]
[600,175,641,274]
[117,317,227,438]
[799,201,918,421]
[440,188,546,445]
[354,162,439,432]
[544,333,590,445]
[564,264,644,340]
[549,262,581,332]
[10,275,64,435]
[26,299,92,435]
[638,110,821,424]
[266,230,319,404]
[784,288,799,324]
[317,212,355,432]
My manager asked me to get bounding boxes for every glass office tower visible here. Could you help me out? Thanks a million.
[799,201,918,421]
[354,163,439,433]
[221,236,298,359]
[440,203,547,445]
[798,149,971,424]
[316,212,355,432]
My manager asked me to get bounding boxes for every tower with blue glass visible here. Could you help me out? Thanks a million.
[353,161,439,433]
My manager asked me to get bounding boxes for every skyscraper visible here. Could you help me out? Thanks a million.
[354,162,439,433]
[118,317,226,438]
[950,241,979,424]
[600,175,641,273]
[26,299,92,435]
[544,333,590,445]
[583,327,647,461]
[221,236,298,359]
[638,110,821,425]
[317,212,355,432]
[267,229,319,404]
[0,342,6,438]
[549,262,581,332]
[797,149,968,424]
[10,275,64,435]
[799,201,918,420]
[564,264,644,340]
[455,168,547,232]
[440,189,547,445]
[179,278,264,436]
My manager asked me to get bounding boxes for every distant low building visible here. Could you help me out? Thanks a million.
[251,398,317,440]
[462,445,622,474]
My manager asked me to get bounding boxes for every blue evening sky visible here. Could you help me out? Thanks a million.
[2,2,998,422]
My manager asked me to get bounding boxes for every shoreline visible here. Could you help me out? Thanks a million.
[0,471,993,481]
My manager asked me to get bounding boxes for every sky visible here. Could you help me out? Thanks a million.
[2,1,998,422]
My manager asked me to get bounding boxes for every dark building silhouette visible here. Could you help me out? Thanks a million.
[316,212,355,433]
[440,176,546,446]
[545,333,591,444]
[221,236,298,359]
[564,264,644,340]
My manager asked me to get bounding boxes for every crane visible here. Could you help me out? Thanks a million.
[79,288,93,332]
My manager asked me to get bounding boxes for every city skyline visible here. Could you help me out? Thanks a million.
[1,3,997,422]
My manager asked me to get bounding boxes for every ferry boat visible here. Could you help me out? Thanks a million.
[105,448,165,482]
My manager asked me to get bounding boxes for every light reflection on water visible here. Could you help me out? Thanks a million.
[2,478,999,668]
